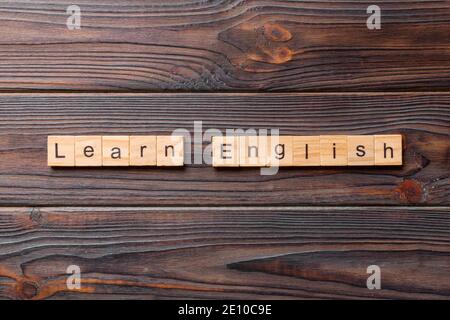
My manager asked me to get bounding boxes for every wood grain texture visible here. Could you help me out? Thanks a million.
[0,0,449,91]
[0,206,449,300]
[0,93,448,206]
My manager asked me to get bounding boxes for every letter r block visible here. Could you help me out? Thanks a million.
[130,136,157,166]
[212,136,239,167]
[48,136,75,167]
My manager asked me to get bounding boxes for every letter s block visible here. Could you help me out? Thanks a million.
[212,136,239,167]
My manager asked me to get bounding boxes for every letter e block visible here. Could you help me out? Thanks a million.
[293,136,320,166]
[320,135,348,166]
[157,136,184,166]
[75,136,102,167]
[48,136,75,167]
[212,136,239,167]
[374,135,403,166]
[347,135,374,166]
[102,136,130,166]
[130,136,157,166]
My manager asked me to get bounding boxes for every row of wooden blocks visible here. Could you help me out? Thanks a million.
[48,135,402,167]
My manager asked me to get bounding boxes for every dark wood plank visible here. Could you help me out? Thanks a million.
[0,0,449,91]
[0,93,448,206]
[0,207,449,300]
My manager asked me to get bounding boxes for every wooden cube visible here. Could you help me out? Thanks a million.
[102,136,130,166]
[293,136,320,166]
[239,136,269,167]
[374,135,403,166]
[268,136,293,167]
[75,136,102,167]
[47,136,75,167]
[130,136,157,166]
[157,136,184,166]
[347,135,375,166]
[320,135,348,166]
[212,136,239,167]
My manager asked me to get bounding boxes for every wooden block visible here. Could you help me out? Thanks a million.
[157,136,184,166]
[320,135,348,166]
[102,136,130,166]
[239,136,269,167]
[212,136,239,167]
[47,136,75,167]
[292,136,320,166]
[374,135,403,166]
[130,136,157,166]
[347,135,375,166]
[75,136,102,167]
[268,136,293,167]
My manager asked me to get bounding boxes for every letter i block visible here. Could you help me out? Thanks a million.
[157,136,184,166]
[268,136,293,167]
[239,136,269,167]
[347,135,374,166]
[102,136,130,166]
[75,136,102,167]
[212,136,239,167]
[320,135,348,166]
[48,136,75,167]
[374,135,403,166]
[130,136,157,166]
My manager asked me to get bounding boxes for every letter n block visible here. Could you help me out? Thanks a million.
[130,136,157,166]
[212,136,239,167]
[47,136,75,167]
[75,136,102,167]
[102,136,130,166]
[157,136,184,166]
[239,136,269,167]
[374,135,403,166]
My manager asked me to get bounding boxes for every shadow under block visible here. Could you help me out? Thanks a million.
[212,136,240,167]
[239,136,269,167]
[156,136,185,167]
[320,136,348,166]
[130,136,157,166]
[292,136,321,166]
[347,136,375,166]
[75,136,103,167]
[374,135,403,166]
[102,136,130,167]
[47,136,75,167]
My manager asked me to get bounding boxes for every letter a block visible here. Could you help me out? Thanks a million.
[102,136,130,166]
[75,136,102,167]
[157,136,184,166]
[48,136,75,167]
[212,136,239,167]
[374,135,403,166]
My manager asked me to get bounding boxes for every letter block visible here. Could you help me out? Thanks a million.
[157,136,184,166]
[268,136,293,167]
[102,136,130,166]
[374,135,403,166]
[320,135,348,166]
[48,136,75,167]
[75,136,102,167]
[239,136,269,167]
[293,136,320,166]
[212,136,239,167]
[130,136,157,166]
[347,135,375,166]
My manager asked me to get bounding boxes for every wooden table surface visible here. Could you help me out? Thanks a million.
[0,0,449,300]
